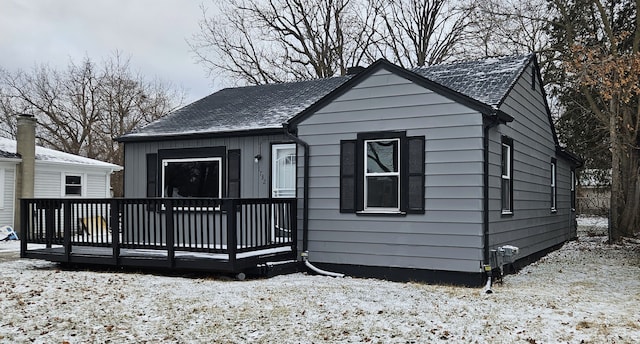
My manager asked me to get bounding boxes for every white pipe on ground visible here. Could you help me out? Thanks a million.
[302,252,344,278]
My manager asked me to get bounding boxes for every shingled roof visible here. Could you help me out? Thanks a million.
[413,54,532,107]
[119,54,532,141]
[120,76,351,140]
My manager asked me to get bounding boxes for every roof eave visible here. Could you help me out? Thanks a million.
[117,127,285,143]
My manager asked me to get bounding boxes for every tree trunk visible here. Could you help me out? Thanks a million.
[609,98,622,242]
[619,148,639,237]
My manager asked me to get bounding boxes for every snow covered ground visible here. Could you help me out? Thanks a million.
[0,216,638,343]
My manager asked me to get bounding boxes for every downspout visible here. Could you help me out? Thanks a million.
[282,123,310,253]
[483,113,500,293]
[283,123,344,278]
[482,110,513,293]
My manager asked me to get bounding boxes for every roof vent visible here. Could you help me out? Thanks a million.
[346,66,365,75]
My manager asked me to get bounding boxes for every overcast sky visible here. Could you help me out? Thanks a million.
[0,0,218,103]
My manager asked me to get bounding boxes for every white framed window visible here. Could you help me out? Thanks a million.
[64,174,83,196]
[161,157,222,199]
[271,144,296,198]
[364,138,400,211]
[551,159,557,212]
[501,137,513,214]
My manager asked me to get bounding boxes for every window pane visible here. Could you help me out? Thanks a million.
[502,179,511,211]
[501,144,509,177]
[367,140,398,173]
[366,176,398,208]
[164,160,220,198]
[66,185,82,196]
[66,175,81,185]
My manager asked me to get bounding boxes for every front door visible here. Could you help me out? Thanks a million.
[271,144,296,241]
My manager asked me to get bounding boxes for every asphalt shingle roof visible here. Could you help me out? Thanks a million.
[0,149,20,160]
[121,54,531,140]
[125,76,351,139]
[413,54,532,107]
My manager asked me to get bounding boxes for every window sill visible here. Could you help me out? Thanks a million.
[356,210,407,216]
[501,211,513,217]
[551,208,557,214]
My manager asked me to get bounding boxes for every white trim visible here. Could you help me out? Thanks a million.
[501,142,512,213]
[363,138,400,212]
[551,160,557,211]
[62,172,86,197]
[271,144,297,198]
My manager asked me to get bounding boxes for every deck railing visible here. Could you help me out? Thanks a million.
[20,197,297,267]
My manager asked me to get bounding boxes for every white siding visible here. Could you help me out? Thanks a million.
[0,166,15,227]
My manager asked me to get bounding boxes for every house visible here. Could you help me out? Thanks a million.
[21,54,580,286]
[111,53,581,285]
[0,115,122,231]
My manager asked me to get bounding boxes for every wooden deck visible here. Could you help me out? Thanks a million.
[20,198,297,274]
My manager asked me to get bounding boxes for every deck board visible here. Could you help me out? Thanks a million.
[23,245,295,273]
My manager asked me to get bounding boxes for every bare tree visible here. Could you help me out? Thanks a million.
[190,0,380,84]
[0,54,184,195]
[371,0,477,67]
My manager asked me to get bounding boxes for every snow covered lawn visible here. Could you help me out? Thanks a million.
[1,217,639,343]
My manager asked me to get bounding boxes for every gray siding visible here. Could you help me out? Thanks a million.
[123,134,290,198]
[297,68,485,273]
[488,63,576,256]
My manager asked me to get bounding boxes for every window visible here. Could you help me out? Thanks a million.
[64,174,83,196]
[340,131,425,214]
[161,157,222,198]
[570,169,576,211]
[153,146,227,200]
[365,138,400,210]
[551,158,557,212]
[501,136,513,214]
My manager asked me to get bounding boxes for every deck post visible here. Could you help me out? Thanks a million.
[110,199,120,265]
[165,199,175,268]
[44,201,55,249]
[225,199,238,272]
[290,199,297,252]
[20,199,28,258]
[63,200,71,262]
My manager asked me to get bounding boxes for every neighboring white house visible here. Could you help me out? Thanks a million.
[0,136,122,229]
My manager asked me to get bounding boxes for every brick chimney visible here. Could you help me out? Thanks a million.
[14,114,36,232]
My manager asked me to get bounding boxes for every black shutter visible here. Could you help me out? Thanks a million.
[146,153,158,197]
[340,140,357,213]
[227,149,241,198]
[405,136,425,214]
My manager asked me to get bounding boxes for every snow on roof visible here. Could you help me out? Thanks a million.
[413,54,532,106]
[120,54,532,140]
[0,137,121,170]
